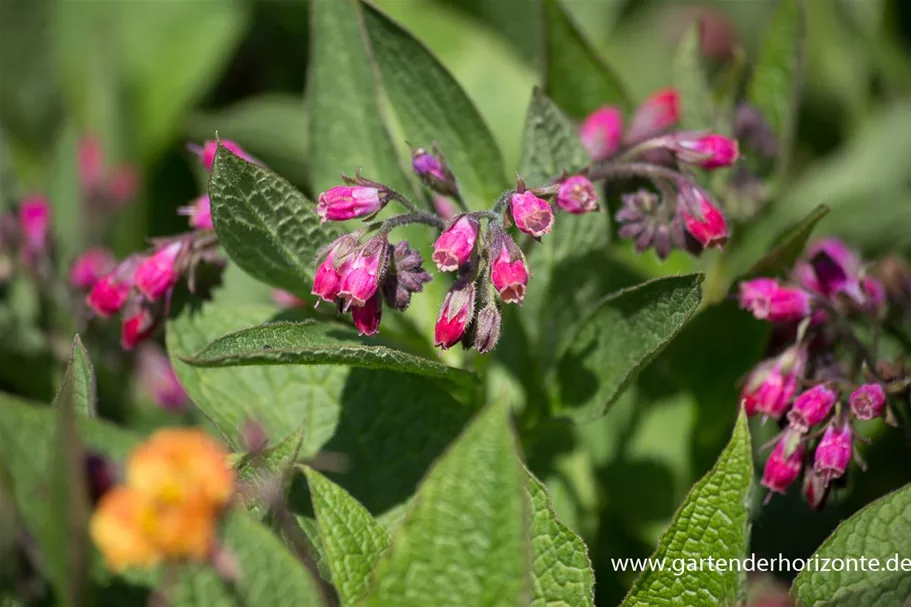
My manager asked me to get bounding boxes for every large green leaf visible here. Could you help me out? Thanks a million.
[309,0,411,195]
[302,467,391,606]
[791,483,911,607]
[526,469,594,607]
[208,145,340,294]
[746,0,806,181]
[361,2,507,205]
[182,320,473,384]
[517,87,589,188]
[673,23,716,133]
[620,410,753,607]
[542,0,629,119]
[361,402,528,606]
[555,274,703,422]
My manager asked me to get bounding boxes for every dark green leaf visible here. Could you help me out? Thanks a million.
[555,274,703,422]
[62,336,97,418]
[542,0,629,119]
[361,402,528,606]
[517,87,590,187]
[791,483,911,607]
[309,0,411,195]
[673,23,716,132]
[303,467,391,606]
[747,0,806,181]
[361,2,507,205]
[183,320,474,384]
[620,410,753,607]
[209,146,341,293]
[744,204,828,278]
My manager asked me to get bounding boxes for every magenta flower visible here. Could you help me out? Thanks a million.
[625,87,680,143]
[432,215,479,272]
[351,292,383,336]
[491,244,529,305]
[317,186,382,223]
[862,276,887,316]
[433,196,457,221]
[18,195,51,263]
[679,188,728,249]
[762,434,805,495]
[814,423,853,485]
[179,195,213,231]
[556,176,599,214]
[741,348,806,420]
[69,248,116,290]
[121,307,157,351]
[312,245,344,305]
[412,150,446,181]
[435,282,475,349]
[739,279,812,323]
[509,191,554,238]
[338,242,385,308]
[78,136,105,193]
[272,289,306,309]
[197,139,253,172]
[136,344,189,411]
[105,165,140,207]
[134,242,184,301]
[668,133,739,169]
[849,383,886,421]
[87,274,132,318]
[787,385,837,432]
[806,238,864,302]
[579,106,624,160]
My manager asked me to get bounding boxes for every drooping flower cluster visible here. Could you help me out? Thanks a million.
[90,428,235,572]
[737,238,910,508]
[580,88,739,259]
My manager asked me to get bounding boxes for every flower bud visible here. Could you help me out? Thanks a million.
[18,195,51,264]
[197,139,253,172]
[626,87,680,143]
[433,195,457,221]
[556,176,599,214]
[70,248,116,290]
[787,385,836,432]
[509,191,554,238]
[136,344,190,412]
[435,281,476,349]
[312,245,344,305]
[679,186,728,249]
[472,304,501,354]
[803,468,832,511]
[135,242,185,301]
[351,291,383,336]
[667,133,739,169]
[432,215,479,272]
[813,423,853,485]
[317,186,383,223]
[412,147,458,196]
[741,348,805,420]
[338,238,387,308]
[382,241,432,311]
[806,238,863,303]
[87,273,132,318]
[121,306,159,350]
[849,383,886,421]
[738,278,811,323]
[861,276,887,317]
[78,136,105,193]
[579,106,624,160]
[761,433,805,495]
[179,195,213,231]
[491,243,529,305]
[272,289,306,309]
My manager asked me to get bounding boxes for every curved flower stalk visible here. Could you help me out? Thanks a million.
[737,238,911,509]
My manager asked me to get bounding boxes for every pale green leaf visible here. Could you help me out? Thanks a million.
[791,483,911,607]
[63,335,97,418]
[361,2,507,205]
[743,204,828,278]
[555,274,703,422]
[517,87,589,188]
[620,410,753,607]
[361,402,529,606]
[303,467,391,606]
[542,0,629,119]
[208,146,341,293]
[673,23,716,132]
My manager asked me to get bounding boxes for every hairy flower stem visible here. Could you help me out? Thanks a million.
[588,161,689,184]
[379,211,445,231]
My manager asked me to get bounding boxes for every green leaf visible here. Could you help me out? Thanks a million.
[361,401,528,606]
[303,467,391,606]
[188,94,311,190]
[791,483,911,607]
[747,0,806,181]
[526,469,594,607]
[555,274,703,422]
[743,204,828,278]
[542,0,629,119]
[673,23,716,132]
[361,2,507,205]
[208,145,341,293]
[620,410,753,607]
[183,320,473,384]
[309,0,411,195]
[61,335,97,418]
[517,87,590,187]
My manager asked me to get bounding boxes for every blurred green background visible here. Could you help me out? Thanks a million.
[2,0,911,604]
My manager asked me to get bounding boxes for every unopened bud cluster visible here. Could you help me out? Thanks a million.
[737,238,910,509]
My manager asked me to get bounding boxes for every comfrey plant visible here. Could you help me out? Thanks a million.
[738,238,911,508]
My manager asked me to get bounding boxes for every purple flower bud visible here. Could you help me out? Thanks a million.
[807,238,864,303]
[625,88,680,143]
[432,215,479,272]
[579,106,624,160]
[556,176,599,214]
[433,196,457,220]
[472,304,502,354]
[69,248,116,290]
[787,385,836,432]
[509,191,554,238]
[667,132,740,169]
[136,343,189,412]
[762,434,805,495]
[491,243,529,305]
[738,278,812,323]
[178,195,213,231]
[351,291,383,336]
[134,241,184,301]
[84,453,117,506]
[813,423,853,485]
[338,238,387,308]
[412,149,446,181]
[679,186,728,249]
[317,186,383,223]
[435,281,475,350]
[849,383,886,420]
[382,241,432,312]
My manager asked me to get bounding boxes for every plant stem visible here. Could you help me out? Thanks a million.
[589,161,688,184]
[381,211,445,231]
